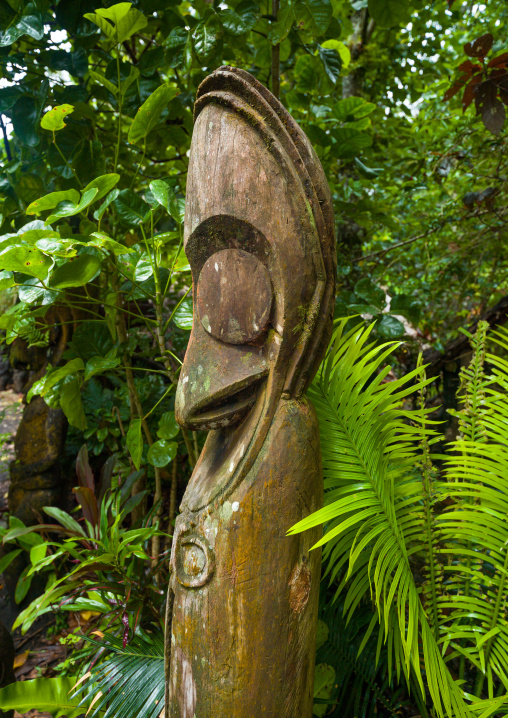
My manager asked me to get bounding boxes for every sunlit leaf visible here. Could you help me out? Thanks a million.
[128,84,179,145]
[40,104,74,132]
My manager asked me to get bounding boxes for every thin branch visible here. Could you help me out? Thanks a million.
[271,0,280,99]
[355,230,432,263]
[0,115,11,161]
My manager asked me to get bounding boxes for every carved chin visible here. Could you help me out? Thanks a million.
[184,381,259,431]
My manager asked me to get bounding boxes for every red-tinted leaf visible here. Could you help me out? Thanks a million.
[73,486,99,529]
[482,98,505,135]
[76,445,94,492]
[99,454,117,501]
[462,76,482,110]
[444,78,466,102]
[464,33,494,58]
[488,52,508,69]
[458,59,481,76]
[474,79,496,113]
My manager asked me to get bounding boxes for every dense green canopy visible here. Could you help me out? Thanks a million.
[0,0,506,353]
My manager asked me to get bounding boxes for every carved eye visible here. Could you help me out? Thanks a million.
[196,248,272,345]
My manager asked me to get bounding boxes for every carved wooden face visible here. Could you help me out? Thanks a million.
[174,67,335,510]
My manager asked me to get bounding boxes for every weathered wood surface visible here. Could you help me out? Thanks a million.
[166,66,336,717]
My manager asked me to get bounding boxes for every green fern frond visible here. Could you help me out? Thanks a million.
[437,322,508,701]
[290,320,471,718]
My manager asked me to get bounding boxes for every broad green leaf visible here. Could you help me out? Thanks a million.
[88,70,118,97]
[332,127,372,157]
[35,238,77,258]
[112,189,151,226]
[134,258,153,282]
[355,278,385,308]
[317,45,342,84]
[333,96,376,121]
[0,12,44,47]
[147,439,177,467]
[48,253,101,289]
[221,0,259,35]
[313,663,336,717]
[83,172,120,202]
[59,377,87,429]
[17,278,57,305]
[192,10,224,64]
[367,0,411,27]
[17,227,60,246]
[157,412,180,440]
[89,232,133,255]
[27,189,80,216]
[95,3,147,43]
[173,298,193,330]
[83,11,115,41]
[84,352,121,381]
[171,197,185,225]
[0,677,83,716]
[149,181,185,223]
[27,358,84,401]
[390,294,420,323]
[0,245,53,281]
[68,321,115,361]
[94,2,132,25]
[294,0,333,36]
[376,314,405,338]
[164,26,188,68]
[40,104,74,132]
[321,39,350,68]
[93,188,120,222]
[294,54,322,93]
[149,179,172,212]
[45,187,99,224]
[128,83,179,145]
[0,270,15,291]
[268,6,294,44]
[126,418,143,470]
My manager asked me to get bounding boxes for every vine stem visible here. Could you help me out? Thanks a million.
[114,47,123,172]
[53,135,82,188]
[271,0,280,99]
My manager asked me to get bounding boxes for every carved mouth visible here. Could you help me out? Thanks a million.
[188,381,259,430]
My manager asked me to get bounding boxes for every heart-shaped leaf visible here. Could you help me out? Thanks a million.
[147,439,177,467]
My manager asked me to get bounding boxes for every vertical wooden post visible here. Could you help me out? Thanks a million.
[165,67,336,717]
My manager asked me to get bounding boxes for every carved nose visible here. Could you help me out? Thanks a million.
[175,319,269,431]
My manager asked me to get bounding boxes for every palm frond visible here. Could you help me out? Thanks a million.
[71,632,164,718]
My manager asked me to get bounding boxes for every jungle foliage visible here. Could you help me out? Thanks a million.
[0,0,506,715]
[292,320,508,717]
